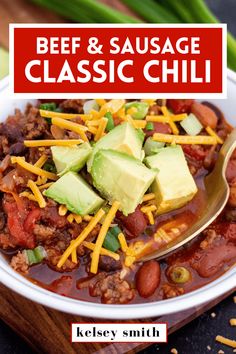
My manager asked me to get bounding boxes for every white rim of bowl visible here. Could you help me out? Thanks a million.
[0,69,235,319]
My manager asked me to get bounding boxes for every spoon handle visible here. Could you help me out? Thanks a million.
[215,128,236,176]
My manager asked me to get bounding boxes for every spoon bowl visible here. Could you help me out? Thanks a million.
[141,128,236,262]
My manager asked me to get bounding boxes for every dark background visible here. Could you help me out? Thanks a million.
[0,0,236,353]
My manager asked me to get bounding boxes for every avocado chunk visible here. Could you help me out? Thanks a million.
[87,122,144,171]
[51,142,92,176]
[145,145,197,214]
[44,171,104,216]
[91,149,157,215]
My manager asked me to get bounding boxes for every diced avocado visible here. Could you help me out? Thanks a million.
[91,149,157,215]
[145,145,197,214]
[87,122,143,172]
[44,171,104,216]
[51,142,92,176]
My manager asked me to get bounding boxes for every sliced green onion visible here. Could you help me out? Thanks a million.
[40,102,57,111]
[24,246,47,266]
[144,137,165,156]
[105,112,115,132]
[180,113,203,136]
[146,122,154,131]
[125,101,149,120]
[83,100,99,114]
[110,226,122,237]
[103,227,121,252]
[43,161,57,173]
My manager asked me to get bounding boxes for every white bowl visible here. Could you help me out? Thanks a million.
[0,71,236,319]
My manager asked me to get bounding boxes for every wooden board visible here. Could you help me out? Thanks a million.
[0,1,235,353]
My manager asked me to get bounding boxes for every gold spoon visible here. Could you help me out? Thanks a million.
[141,128,236,262]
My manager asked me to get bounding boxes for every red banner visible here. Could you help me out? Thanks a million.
[10,24,226,98]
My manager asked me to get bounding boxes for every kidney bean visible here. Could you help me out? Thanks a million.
[9,142,26,156]
[144,122,171,138]
[192,244,236,278]
[98,256,122,272]
[226,160,236,183]
[167,99,194,114]
[136,260,161,298]
[191,102,218,129]
[116,206,147,239]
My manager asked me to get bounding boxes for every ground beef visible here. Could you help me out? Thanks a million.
[0,212,6,231]
[0,232,15,249]
[161,284,184,299]
[23,113,48,139]
[10,251,29,274]
[45,246,78,272]
[59,99,85,113]
[200,229,218,249]
[90,272,134,304]
[225,208,236,222]
[33,224,56,242]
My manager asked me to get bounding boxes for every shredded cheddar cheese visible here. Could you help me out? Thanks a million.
[71,241,77,264]
[58,205,68,216]
[127,106,138,116]
[38,182,54,190]
[124,114,147,129]
[57,208,105,268]
[83,241,120,261]
[146,115,169,123]
[94,117,108,142]
[40,110,84,120]
[34,155,48,168]
[161,106,179,135]
[141,99,156,106]
[142,193,156,202]
[206,126,224,144]
[172,113,188,121]
[67,214,74,223]
[153,133,217,145]
[215,335,236,348]
[90,201,120,274]
[116,107,126,120]
[51,117,88,142]
[74,215,83,224]
[11,157,58,180]
[36,176,48,186]
[87,126,98,135]
[96,99,106,106]
[19,191,37,202]
[27,180,46,208]
[24,139,83,147]
[83,215,93,222]
[230,318,236,326]
[118,233,128,253]
[86,119,101,127]
[141,205,157,213]
[147,211,154,225]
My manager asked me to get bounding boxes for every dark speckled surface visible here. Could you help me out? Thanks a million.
[0,1,236,354]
